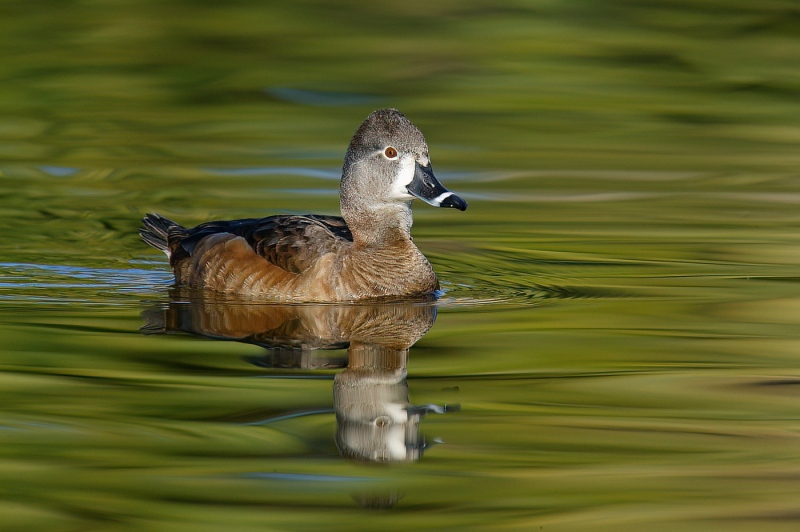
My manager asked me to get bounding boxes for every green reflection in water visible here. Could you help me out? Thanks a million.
[2,1,800,531]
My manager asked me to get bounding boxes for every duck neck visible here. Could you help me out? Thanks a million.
[342,203,415,249]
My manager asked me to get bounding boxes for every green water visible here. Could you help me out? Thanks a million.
[2,1,800,530]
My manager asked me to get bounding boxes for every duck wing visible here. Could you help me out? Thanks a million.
[175,215,353,274]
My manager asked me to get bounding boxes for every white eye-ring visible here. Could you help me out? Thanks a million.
[383,146,398,159]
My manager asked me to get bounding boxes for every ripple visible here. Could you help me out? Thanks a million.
[439,282,636,309]
[266,87,382,107]
[206,167,340,180]
[0,262,172,305]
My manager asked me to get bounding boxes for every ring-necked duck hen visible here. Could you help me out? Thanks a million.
[140,109,467,302]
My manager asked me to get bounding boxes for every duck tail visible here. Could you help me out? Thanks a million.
[139,213,184,258]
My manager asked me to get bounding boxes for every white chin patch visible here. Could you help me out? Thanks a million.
[429,191,453,207]
[390,155,416,199]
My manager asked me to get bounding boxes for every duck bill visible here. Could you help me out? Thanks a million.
[407,163,468,211]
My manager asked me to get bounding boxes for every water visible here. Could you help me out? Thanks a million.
[2,2,800,530]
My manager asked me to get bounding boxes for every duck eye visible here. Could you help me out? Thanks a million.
[384,146,398,159]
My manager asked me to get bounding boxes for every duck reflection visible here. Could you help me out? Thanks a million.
[143,289,455,464]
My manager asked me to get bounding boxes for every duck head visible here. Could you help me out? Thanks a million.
[340,109,467,241]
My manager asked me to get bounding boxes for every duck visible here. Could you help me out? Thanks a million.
[139,109,467,302]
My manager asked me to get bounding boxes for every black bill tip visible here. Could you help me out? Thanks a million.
[439,193,468,211]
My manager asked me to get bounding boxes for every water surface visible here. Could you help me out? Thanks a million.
[2,2,800,530]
